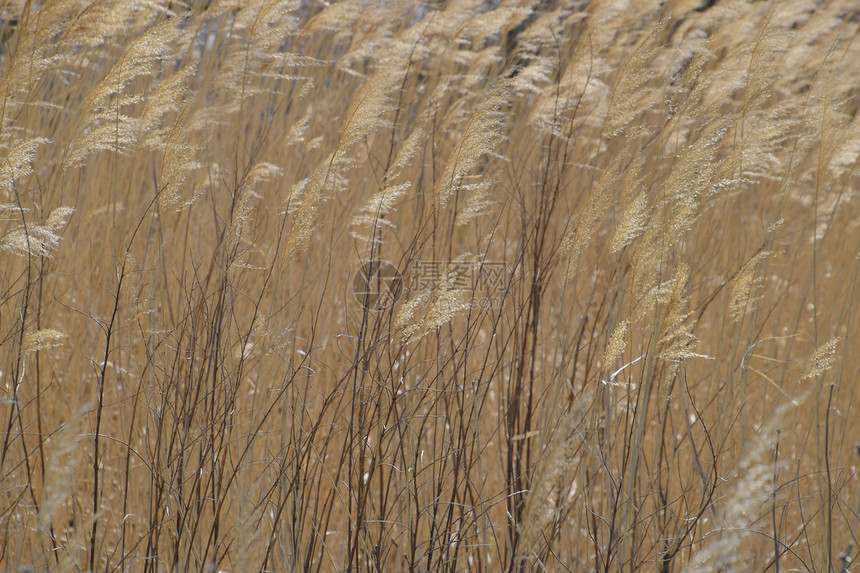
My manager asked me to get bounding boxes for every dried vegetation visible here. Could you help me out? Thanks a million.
[1,0,860,571]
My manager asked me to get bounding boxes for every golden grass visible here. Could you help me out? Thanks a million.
[1,0,860,571]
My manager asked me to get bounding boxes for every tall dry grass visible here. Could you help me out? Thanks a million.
[1,0,860,571]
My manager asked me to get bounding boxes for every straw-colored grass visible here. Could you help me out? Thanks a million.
[1,1,859,571]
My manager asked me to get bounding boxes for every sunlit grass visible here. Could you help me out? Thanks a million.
[1,1,859,571]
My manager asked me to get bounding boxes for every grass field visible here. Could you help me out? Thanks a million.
[2,0,860,571]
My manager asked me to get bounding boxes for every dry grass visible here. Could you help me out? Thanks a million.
[1,0,860,571]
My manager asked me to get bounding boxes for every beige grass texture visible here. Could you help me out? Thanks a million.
[1,0,860,571]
